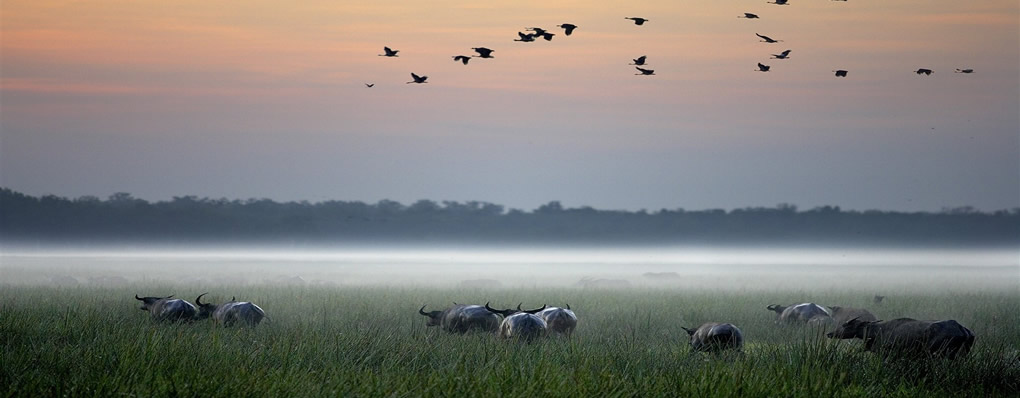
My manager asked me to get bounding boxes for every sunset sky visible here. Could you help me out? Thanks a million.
[2,0,1018,211]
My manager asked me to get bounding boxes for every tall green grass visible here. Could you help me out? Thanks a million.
[2,285,1018,397]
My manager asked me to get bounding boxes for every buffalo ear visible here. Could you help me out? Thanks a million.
[681,327,696,336]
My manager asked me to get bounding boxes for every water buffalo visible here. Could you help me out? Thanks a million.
[766,303,832,324]
[195,293,266,327]
[538,305,577,336]
[681,323,744,352]
[827,306,878,326]
[827,317,975,359]
[135,294,196,322]
[485,303,548,341]
[418,304,500,334]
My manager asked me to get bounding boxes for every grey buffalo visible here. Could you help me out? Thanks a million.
[538,305,577,336]
[681,323,744,352]
[827,306,878,326]
[195,293,266,327]
[135,294,196,322]
[827,317,975,359]
[767,303,833,324]
[419,304,500,334]
[485,303,548,341]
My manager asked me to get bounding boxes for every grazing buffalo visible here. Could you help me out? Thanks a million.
[418,304,500,334]
[135,294,196,322]
[681,323,744,352]
[827,306,878,326]
[766,303,832,324]
[538,305,578,335]
[485,303,548,341]
[827,317,975,359]
[195,293,266,327]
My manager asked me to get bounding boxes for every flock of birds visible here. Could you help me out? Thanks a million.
[365,1,976,87]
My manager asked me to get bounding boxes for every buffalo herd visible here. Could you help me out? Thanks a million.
[133,292,975,359]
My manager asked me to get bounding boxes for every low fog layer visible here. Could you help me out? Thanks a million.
[2,246,1016,292]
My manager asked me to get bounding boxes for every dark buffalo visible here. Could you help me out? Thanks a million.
[767,303,832,324]
[681,322,744,352]
[485,303,548,341]
[135,294,196,322]
[419,304,500,334]
[195,293,266,327]
[827,317,975,359]
[538,305,577,335]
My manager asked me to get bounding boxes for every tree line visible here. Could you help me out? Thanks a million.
[1,188,1017,246]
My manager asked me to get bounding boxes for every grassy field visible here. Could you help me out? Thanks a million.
[2,283,1018,397]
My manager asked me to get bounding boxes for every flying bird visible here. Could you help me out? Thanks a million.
[406,73,428,84]
[625,17,649,25]
[453,55,471,65]
[515,32,536,42]
[771,50,791,59]
[379,46,399,57]
[739,13,760,19]
[629,56,648,66]
[635,67,655,75]
[768,0,789,4]
[955,68,974,73]
[914,68,933,75]
[756,33,782,43]
[833,70,848,77]
[540,32,555,41]
[558,23,577,35]
[472,47,495,58]
[756,63,770,72]
[365,83,375,87]
[526,27,548,36]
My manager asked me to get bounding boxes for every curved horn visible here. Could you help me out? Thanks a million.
[231,296,235,302]
[484,302,501,314]
[524,304,547,314]
[419,305,429,316]
[517,303,523,311]
[135,294,143,301]
[196,292,208,306]
[166,295,174,299]
[566,303,570,310]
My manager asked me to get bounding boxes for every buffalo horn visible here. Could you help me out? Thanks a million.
[196,292,208,306]
[419,305,429,316]
[135,294,143,301]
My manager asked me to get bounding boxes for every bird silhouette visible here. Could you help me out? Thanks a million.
[515,32,536,42]
[768,0,789,5]
[771,50,791,59]
[379,46,399,57]
[526,27,548,36]
[406,73,428,84]
[365,83,375,87]
[756,63,771,72]
[635,67,655,75]
[955,68,974,74]
[739,13,760,19]
[540,32,555,41]
[558,24,577,35]
[453,55,471,65]
[833,70,848,77]
[914,68,933,75]
[756,33,782,43]
[625,17,649,25]
[630,56,648,65]
[472,47,495,58]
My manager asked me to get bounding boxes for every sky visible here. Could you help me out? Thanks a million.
[1,0,1018,212]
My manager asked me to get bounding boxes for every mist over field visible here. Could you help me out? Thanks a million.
[3,245,1016,292]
